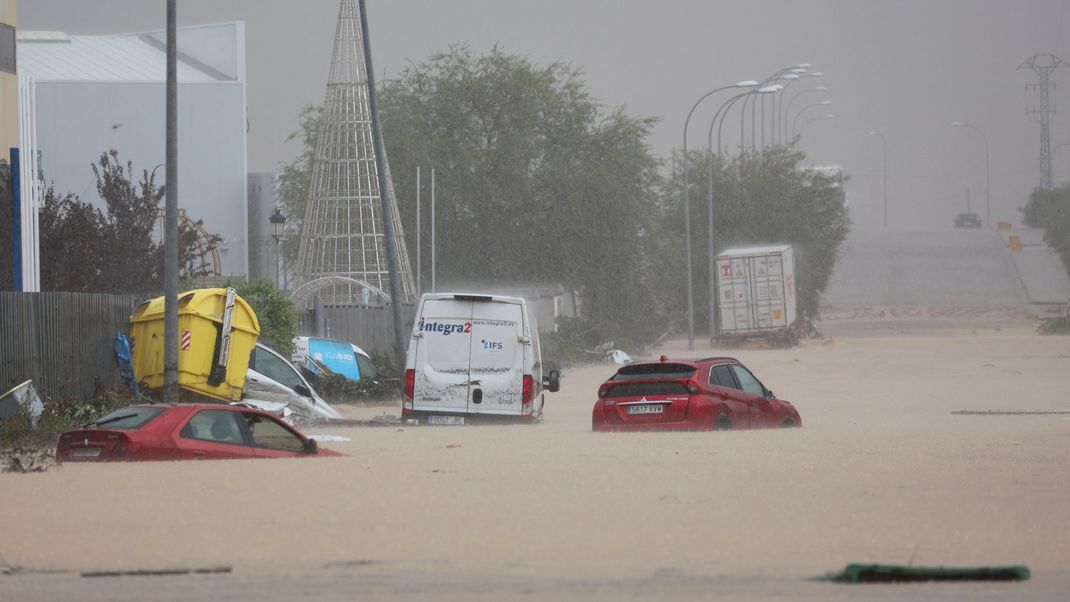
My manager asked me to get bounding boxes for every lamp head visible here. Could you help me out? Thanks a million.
[735,80,759,87]
[269,207,287,238]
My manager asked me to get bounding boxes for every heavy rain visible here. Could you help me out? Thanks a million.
[2,1,1069,600]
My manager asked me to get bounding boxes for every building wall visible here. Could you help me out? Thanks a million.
[0,0,16,152]
[33,80,249,276]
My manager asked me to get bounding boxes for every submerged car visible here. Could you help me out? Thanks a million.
[953,212,983,228]
[56,404,341,462]
[591,356,800,431]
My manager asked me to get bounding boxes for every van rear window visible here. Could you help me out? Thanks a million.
[604,382,690,398]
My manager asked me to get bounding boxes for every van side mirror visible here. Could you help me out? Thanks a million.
[294,384,312,397]
[544,370,561,393]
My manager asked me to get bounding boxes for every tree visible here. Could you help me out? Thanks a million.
[37,150,222,294]
[1022,185,1070,276]
[279,46,667,350]
[231,279,299,354]
[659,146,850,328]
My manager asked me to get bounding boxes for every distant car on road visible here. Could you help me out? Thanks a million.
[592,356,800,431]
[56,404,341,462]
[953,212,983,228]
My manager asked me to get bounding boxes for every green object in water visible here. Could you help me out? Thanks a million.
[828,563,1030,583]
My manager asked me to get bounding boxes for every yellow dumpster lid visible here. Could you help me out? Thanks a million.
[130,288,261,336]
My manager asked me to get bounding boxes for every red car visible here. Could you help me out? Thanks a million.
[592,356,801,431]
[56,404,342,462]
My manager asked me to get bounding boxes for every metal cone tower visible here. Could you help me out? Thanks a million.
[294,0,415,306]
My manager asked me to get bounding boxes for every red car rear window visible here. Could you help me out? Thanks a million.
[82,407,166,430]
[604,382,690,398]
[611,363,696,381]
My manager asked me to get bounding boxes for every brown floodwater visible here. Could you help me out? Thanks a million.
[2,326,1068,600]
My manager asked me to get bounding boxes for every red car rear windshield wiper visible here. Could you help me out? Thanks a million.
[84,413,139,428]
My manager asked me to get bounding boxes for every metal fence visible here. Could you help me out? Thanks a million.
[0,292,141,401]
[298,303,416,359]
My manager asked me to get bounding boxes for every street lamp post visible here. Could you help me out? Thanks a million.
[701,84,762,342]
[269,208,286,290]
[869,131,888,229]
[782,86,827,143]
[952,122,991,227]
[682,81,757,350]
[790,100,832,139]
[797,113,834,137]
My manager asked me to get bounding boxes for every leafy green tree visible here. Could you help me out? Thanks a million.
[280,46,667,351]
[660,146,850,328]
[231,279,299,354]
[1022,185,1070,276]
[35,150,221,294]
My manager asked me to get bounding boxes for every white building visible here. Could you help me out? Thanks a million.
[17,22,249,277]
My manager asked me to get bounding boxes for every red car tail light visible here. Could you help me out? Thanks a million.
[688,383,699,393]
[522,374,534,414]
[597,383,609,398]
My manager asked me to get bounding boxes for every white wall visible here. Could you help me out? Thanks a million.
[33,80,249,276]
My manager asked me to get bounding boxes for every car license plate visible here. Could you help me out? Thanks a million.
[428,415,465,425]
[73,447,101,457]
[627,404,664,415]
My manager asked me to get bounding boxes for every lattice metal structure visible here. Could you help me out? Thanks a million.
[294,0,415,306]
[1020,53,1068,190]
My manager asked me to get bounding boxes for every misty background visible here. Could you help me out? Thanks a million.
[20,0,1070,231]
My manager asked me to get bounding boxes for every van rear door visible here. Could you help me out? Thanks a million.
[467,300,525,416]
[412,298,473,414]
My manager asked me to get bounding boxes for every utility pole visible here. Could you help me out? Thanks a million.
[359,0,408,363]
[164,0,179,401]
[1020,53,1069,190]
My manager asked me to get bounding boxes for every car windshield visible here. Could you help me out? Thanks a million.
[83,407,165,430]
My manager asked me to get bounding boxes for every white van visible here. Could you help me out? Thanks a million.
[403,293,560,424]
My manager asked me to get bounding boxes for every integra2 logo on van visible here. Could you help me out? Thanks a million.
[418,318,471,335]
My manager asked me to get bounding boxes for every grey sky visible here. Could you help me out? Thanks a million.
[20,0,1070,230]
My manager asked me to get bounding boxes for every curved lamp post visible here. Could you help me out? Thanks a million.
[771,71,805,145]
[782,86,827,143]
[681,80,758,349]
[952,122,991,226]
[743,64,811,150]
[790,100,832,139]
[869,131,888,229]
[742,84,784,153]
[269,207,286,289]
[797,113,834,137]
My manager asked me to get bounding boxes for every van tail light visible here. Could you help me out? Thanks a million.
[403,369,415,412]
[521,374,534,415]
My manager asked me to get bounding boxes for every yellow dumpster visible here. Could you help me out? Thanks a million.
[129,288,260,401]
[996,221,1012,231]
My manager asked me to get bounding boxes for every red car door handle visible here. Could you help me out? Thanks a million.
[193,451,206,458]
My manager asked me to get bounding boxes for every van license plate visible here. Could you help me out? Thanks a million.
[627,404,663,415]
[428,416,465,425]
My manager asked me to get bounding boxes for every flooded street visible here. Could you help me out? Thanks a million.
[2,326,1069,600]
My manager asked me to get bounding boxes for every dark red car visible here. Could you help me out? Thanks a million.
[56,404,342,462]
[592,356,801,431]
